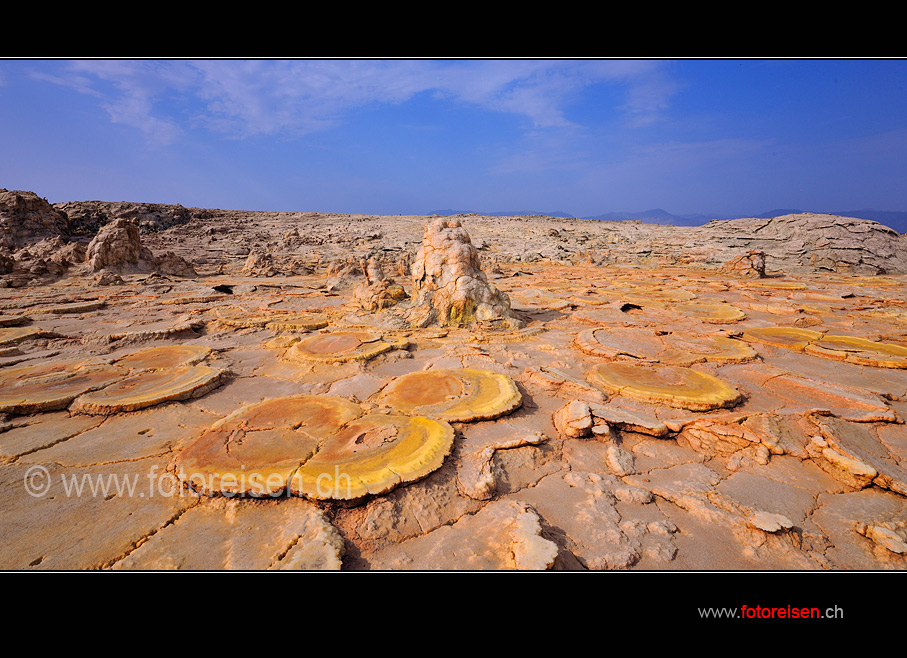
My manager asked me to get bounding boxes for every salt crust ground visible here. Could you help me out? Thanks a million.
[1,211,906,571]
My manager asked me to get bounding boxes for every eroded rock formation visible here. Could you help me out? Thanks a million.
[0,189,70,249]
[54,200,193,235]
[353,257,409,311]
[86,219,159,272]
[720,250,766,278]
[406,218,523,329]
[85,218,195,276]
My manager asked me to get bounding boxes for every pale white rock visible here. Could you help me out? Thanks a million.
[553,400,594,438]
[747,511,794,533]
[606,444,637,476]
[857,524,907,554]
[85,219,158,272]
[407,218,523,329]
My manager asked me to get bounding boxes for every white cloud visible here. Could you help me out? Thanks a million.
[34,59,679,144]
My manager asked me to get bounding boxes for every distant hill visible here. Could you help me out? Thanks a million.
[430,209,576,218]
[582,209,704,226]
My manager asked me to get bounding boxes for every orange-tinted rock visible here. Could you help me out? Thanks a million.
[720,250,766,278]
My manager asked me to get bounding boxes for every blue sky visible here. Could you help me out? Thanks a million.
[1,58,905,218]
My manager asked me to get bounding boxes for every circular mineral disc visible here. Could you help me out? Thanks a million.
[71,365,226,415]
[285,330,399,363]
[586,362,743,411]
[112,344,212,371]
[0,360,125,414]
[660,335,758,365]
[741,326,825,351]
[290,413,455,501]
[102,319,197,341]
[264,315,329,331]
[376,368,522,422]
[615,286,697,303]
[805,335,907,368]
[174,395,364,497]
[573,327,663,359]
[211,394,363,436]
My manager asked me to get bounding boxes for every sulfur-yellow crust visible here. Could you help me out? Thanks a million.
[264,315,329,331]
[376,368,522,422]
[162,293,227,305]
[111,344,212,371]
[0,360,125,415]
[71,365,227,415]
[285,330,406,364]
[742,326,907,368]
[659,335,758,366]
[805,334,907,368]
[741,326,825,351]
[289,413,456,501]
[173,395,364,497]
[585,362,743,411]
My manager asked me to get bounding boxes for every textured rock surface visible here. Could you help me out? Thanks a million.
[720,250,766,278]
[3,191,907,573]
[696,213,907,275]
[85,219,159,272]
[54,200,192,236]
[84,218,195,276]
[157,251,197,277]
[366,499,558,570]
[0,189,70,249]
[241,250,280,277]
[110,497,345,570]
[407,218,523,328]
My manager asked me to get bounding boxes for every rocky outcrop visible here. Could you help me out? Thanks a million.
[697,213,907,275]
[54,200,192,235]
[0,192,93,286]
[85,218,195,276]
[86,219,159,272]
[353,257,409,312]
[720,250,766,278]
[241,250,280,277]
[157,251,198,277]
[0,189,70,249]
[406,218,523,329]
[241,250,313,278]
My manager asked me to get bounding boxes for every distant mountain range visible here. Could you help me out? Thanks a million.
[430,208,907,233]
